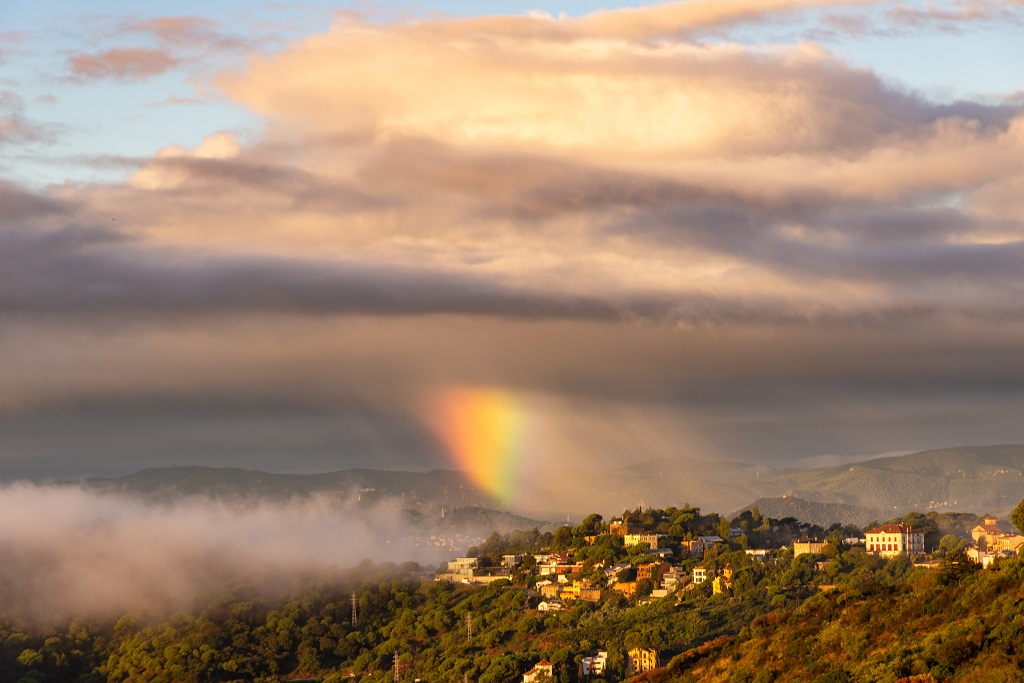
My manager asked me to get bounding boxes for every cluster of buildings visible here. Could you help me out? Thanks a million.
[441,511,1024,683]
[438,513,1024,594]
[691,564,734,595]
[967,515,1024,566]
[521,647,659,682]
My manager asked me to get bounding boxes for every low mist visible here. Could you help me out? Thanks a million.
[0,483,457,623]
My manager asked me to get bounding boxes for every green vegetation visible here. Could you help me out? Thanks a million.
[676,555,1024,682]
[731,497,884,528]
[2,502,1021,683]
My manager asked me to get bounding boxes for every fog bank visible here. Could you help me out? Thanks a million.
[0,484,448,622]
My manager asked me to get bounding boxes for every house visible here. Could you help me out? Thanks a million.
[523,660,553,683]
[745,548,770,561]
[692,567,709,583]
[580,651,607,677]
[865,524,925,557]
[612,581,638,598]
[538,582,561,599]
[637,561,670,584]
[538,559,584,576]
[626,647,660,674]
[436,557,509,583]
[966,548,997,568]
[971,515,1024,553]
[464,567,512,584]
[971,514,1001,547]
[698,535,725,547]
[447,557,478,574]
[646,548,674,560]
[610,516,641,536]
[679,539,706,557]
[561,580,601,603]
[661,566,686,589]
[624,533,667,549]
[537,600,565,612]
[793,541,826,556]
[503,554,525,568]
[713,565,734,595]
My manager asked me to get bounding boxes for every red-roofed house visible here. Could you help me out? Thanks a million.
[523,660,553,683]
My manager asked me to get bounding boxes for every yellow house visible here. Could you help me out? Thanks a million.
[612,581,637,598]
[624,533,666,549]
[626,647,660,674]
[971,515,1024,553]
[793,541,826,557]
[561,580,601,603]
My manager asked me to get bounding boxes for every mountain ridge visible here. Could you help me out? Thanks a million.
[55,443,1024,521]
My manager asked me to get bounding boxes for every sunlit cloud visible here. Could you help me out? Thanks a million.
[67,47,179,83]
[2,0,1024,477]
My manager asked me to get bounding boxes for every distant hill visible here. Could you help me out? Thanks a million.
[519,445,1024,521]
[757,445,1024,516]
[70,444,1024,524]
[437,506,553,534]
[79,465,499,509]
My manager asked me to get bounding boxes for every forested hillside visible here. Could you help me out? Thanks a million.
[4,504,1023,683]
[673,557,1024,682]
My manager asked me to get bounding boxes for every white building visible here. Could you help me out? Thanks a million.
[580,651,607,677]
[537,600,565,612]
[447,557,478,574]
[524,661,553,683]
[865,524,925,557]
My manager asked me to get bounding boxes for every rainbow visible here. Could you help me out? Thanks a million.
[429,387,524,501]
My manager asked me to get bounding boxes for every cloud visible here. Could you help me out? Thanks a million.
[0,90,58,146]
[0,180,68,219]
[67,47,179,82]
[0,483,446,621]
[2,1,1024,475]
[885,0,1022,30]
[216,3,1022,162]
[119,16,230,47]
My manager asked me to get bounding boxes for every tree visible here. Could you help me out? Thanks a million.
[552,526,573,552]
[1012,497,1024,536]
[938,534,968,558]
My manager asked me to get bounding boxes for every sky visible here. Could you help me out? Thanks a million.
[2,0,1024,483]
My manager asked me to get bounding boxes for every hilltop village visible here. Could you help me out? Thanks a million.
[436,505,1024,681]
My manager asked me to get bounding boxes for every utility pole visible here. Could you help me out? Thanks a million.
[352,591,358,626]
[467,612,472,640]
[394,652,400,683]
